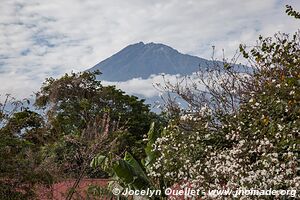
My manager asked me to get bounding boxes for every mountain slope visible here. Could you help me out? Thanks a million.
[88,42,212,81]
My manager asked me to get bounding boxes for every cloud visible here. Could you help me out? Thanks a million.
[101,74,177,98]
[0,0,300,100]
[102,73,207,98]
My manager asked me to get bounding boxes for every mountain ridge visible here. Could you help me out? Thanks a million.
[88,42,212,81]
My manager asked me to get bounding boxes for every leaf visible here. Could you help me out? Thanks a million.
[285,5,300,19]
[124,152,148,182]
[90,154,106,168]
[112,160,136,185]
[144,122,159,167]
[112,158,150,190]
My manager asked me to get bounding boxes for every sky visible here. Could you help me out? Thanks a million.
[0,0,299,100]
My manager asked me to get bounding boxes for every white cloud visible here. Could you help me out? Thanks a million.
[0,0,299,100]
[102,74,178,98]
[102,73,207,98]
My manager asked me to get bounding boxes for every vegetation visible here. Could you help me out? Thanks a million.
[0,95,52,199]
[89,10,300,198]
[0,72,161,199]
[35,71,159,179]
[149,31,300,199]
[0,5,299,200]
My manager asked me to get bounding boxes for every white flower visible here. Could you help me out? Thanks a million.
[277,124,284,131]
[205,122,209,128]
[261,169,267,176]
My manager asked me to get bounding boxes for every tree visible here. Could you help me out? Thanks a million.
[35,71,160,179]
[148,6,300,199]
[0,95,52,199]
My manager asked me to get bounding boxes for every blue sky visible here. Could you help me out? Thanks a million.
[0,0,299,100]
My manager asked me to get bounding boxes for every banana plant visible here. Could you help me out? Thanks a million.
[143,122,159,167]
[90,122,161,198]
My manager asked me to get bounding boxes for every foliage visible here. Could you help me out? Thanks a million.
[148,13,300,200]
[286,5,300,19]
[35,71,159,179]
[90,123,164,199]
[0,96,52,199]
[2,5,299,200]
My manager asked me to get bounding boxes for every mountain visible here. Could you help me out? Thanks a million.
[88,42,214,81]
[87,42,249,112]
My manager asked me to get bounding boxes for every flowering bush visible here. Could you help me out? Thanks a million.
[148,31,300,199]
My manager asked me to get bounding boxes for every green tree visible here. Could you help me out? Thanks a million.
[35,71,160,179]
[0,96,52,200]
